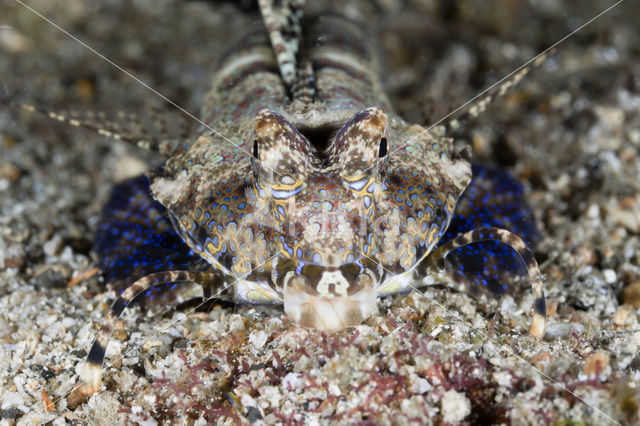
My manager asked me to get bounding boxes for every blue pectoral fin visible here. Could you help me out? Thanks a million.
[438,164,541,297]
[94,175,208,306]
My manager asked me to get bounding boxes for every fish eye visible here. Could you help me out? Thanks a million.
[378,137,387,158]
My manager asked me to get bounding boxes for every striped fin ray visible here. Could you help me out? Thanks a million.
[258,0,305,86]
[444,50,554,133]
[68,270,228,407]
[13,102,192,156]
[94,175,211,308]
[438,164,541,296]
[424,227,546,339]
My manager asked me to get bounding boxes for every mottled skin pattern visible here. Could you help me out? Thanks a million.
[63,3,547,402]
[151,14,468,297]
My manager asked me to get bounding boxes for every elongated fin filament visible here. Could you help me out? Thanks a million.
[425,227,546,339]
[13,102,187,156]
[68,270,227,407]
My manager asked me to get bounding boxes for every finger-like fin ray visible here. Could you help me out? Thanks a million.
[69,270,228,406]
[424,227,546,339]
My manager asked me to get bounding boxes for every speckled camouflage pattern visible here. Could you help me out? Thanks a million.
[53,2,546,402]
[149,12,470,303]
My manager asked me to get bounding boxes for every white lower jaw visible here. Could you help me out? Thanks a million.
[283,285,378,331]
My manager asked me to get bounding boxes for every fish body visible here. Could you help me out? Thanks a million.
[144,13,471,330]
[68,2,546,399]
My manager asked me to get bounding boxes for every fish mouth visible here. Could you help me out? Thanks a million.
[283,274,378,331]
